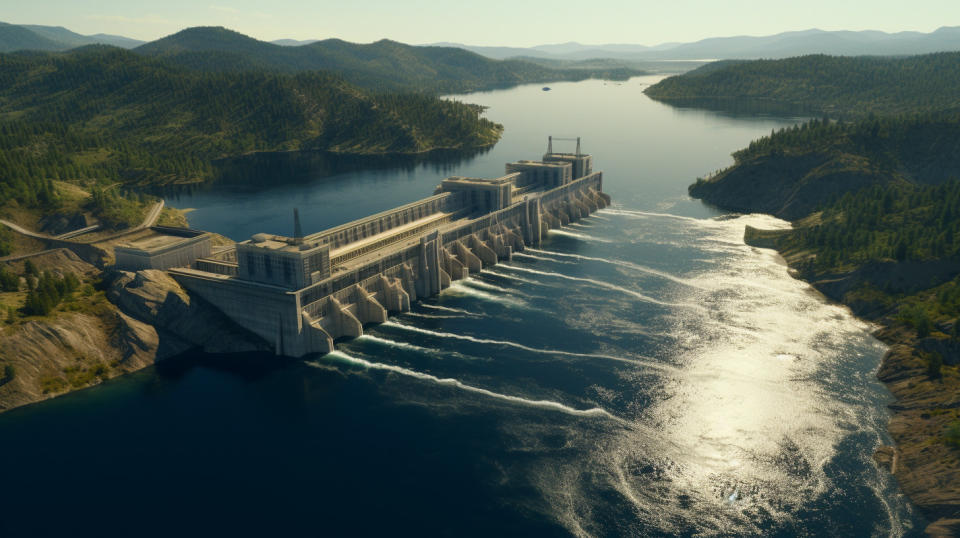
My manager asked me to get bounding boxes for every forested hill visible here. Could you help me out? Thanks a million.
[689,114,960,220]
[0,21,144,52]
[0,46,502,208]
[134,27,641,92]
[0,22,64,52]
[644,53,960,118]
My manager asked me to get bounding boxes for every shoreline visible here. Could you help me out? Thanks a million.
[741,224,960,535]
[157,140,503,188]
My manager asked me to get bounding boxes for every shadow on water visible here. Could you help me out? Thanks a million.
[656,97,817,120]
[154,349,298,383]
[154,146,495,198]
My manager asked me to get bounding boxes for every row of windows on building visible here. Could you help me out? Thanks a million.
[246,253,296,283]
[317,199,449,250]
[329,216,451,266]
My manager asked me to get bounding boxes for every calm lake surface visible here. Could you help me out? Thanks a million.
[0,77,921,536]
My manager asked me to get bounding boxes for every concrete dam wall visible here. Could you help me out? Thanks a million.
[166,146,611,358]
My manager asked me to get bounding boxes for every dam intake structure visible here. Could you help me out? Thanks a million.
[155,138,610,357]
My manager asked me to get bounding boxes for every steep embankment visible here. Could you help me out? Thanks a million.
[691,116,960,533]
[0,250,269,412]
[645,52,960,119]
[0,250,154,410]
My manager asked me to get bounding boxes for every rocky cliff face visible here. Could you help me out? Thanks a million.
[106,269,269,356]
[0,309,159,411]
[872,326,960,536]
[0,260,269,413]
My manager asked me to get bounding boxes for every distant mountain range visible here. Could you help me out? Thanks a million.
[128,27,639,92]
[430,27,960,60]
[0,21,143,51]
[3,20,959,66]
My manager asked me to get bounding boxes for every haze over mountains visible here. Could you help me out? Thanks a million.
[437,27,960,60]
[0,21,144,51]
[130,27,638,92]
[3,20,959,61]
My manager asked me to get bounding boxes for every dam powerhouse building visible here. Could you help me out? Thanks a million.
[127,139,610,357]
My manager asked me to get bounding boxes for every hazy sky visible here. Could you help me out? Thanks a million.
[4,0,958,46]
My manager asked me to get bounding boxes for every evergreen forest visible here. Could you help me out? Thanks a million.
[644,53,960,118]
[686,76,960,334]
[0,46,504,213]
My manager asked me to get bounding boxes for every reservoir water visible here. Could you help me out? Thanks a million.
[0,77,920,536]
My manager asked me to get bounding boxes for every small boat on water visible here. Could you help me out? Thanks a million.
[542,87,551,91]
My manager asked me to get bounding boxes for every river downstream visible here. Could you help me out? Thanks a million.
[0,77,920,536]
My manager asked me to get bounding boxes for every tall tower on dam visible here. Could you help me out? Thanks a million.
[137,139,611,357]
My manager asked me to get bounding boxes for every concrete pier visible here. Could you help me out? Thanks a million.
[168,139,610,357]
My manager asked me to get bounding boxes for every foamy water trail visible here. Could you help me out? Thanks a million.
[462,278,511,293]
[500,264,700,310]
[525,248,704,290]
[547,229,612,243]
[313,351,614,418]
[601,208,707,223]
[358,333,484,362]
[404,312,464,320]
[513,252,577,265]
[569,222,594,228]
[420,304,481,316]
[446,281,529,308]
[382,321,670,371]
[482,269,543,285]
[357,334,441,355]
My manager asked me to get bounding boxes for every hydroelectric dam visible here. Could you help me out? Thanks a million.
[140,138,610,357]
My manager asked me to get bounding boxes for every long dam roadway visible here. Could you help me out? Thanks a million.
[121,139,610,357]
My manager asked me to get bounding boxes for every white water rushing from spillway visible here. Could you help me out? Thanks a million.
[546,228,613,243]
[311,351,616,419]
[334,202,912,535]
[524,247,705,289]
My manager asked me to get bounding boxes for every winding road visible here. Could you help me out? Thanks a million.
[0,200,165,242]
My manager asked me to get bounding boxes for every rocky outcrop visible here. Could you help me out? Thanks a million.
[0,262,270,413]
[107,269,270,355]
[876,335,960,529]
[0,310,159,411]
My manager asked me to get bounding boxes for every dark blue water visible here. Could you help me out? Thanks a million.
[0,77,921,536]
